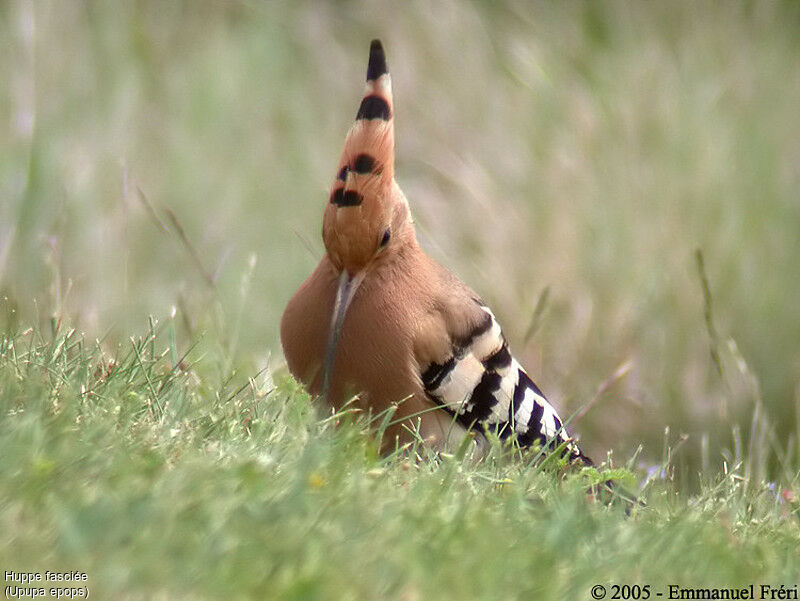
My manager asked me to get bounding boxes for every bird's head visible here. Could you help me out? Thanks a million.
[321,39,413,276]
[319,40,414,399]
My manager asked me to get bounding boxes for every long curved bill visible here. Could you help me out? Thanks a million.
[321,269,366,403]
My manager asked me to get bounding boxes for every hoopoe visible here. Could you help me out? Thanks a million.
[281,40,592,465]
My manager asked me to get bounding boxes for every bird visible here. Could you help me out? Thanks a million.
[281,39,592,465]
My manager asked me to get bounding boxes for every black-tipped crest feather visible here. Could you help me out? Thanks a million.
[366,39,388,81]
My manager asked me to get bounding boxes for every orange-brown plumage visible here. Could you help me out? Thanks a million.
[282,233,489,446]
[281,40,591,461]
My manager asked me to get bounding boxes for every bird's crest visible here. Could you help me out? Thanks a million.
[322,39,407,273]
[329,39,395,206]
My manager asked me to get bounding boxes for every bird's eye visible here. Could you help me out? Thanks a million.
[379,228,391,248]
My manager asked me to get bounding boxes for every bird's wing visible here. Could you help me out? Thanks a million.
[414,274,589,463]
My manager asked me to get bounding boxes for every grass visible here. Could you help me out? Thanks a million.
[0,323,798,600]
[1,1,799,597]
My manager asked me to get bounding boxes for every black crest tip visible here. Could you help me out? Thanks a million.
[366,39,388,81]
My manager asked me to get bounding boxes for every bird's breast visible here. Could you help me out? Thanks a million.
[280,255,426,415]
[327,267,421,410]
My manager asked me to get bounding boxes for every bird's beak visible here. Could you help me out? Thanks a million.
[321,269,366,403]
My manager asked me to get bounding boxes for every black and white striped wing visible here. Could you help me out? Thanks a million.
[421,304,589,463]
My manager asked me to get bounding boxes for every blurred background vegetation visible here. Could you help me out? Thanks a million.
[1,0,798,482]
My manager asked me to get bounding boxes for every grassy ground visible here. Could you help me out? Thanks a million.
[1,1,799,597]
[0,324,798,599]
